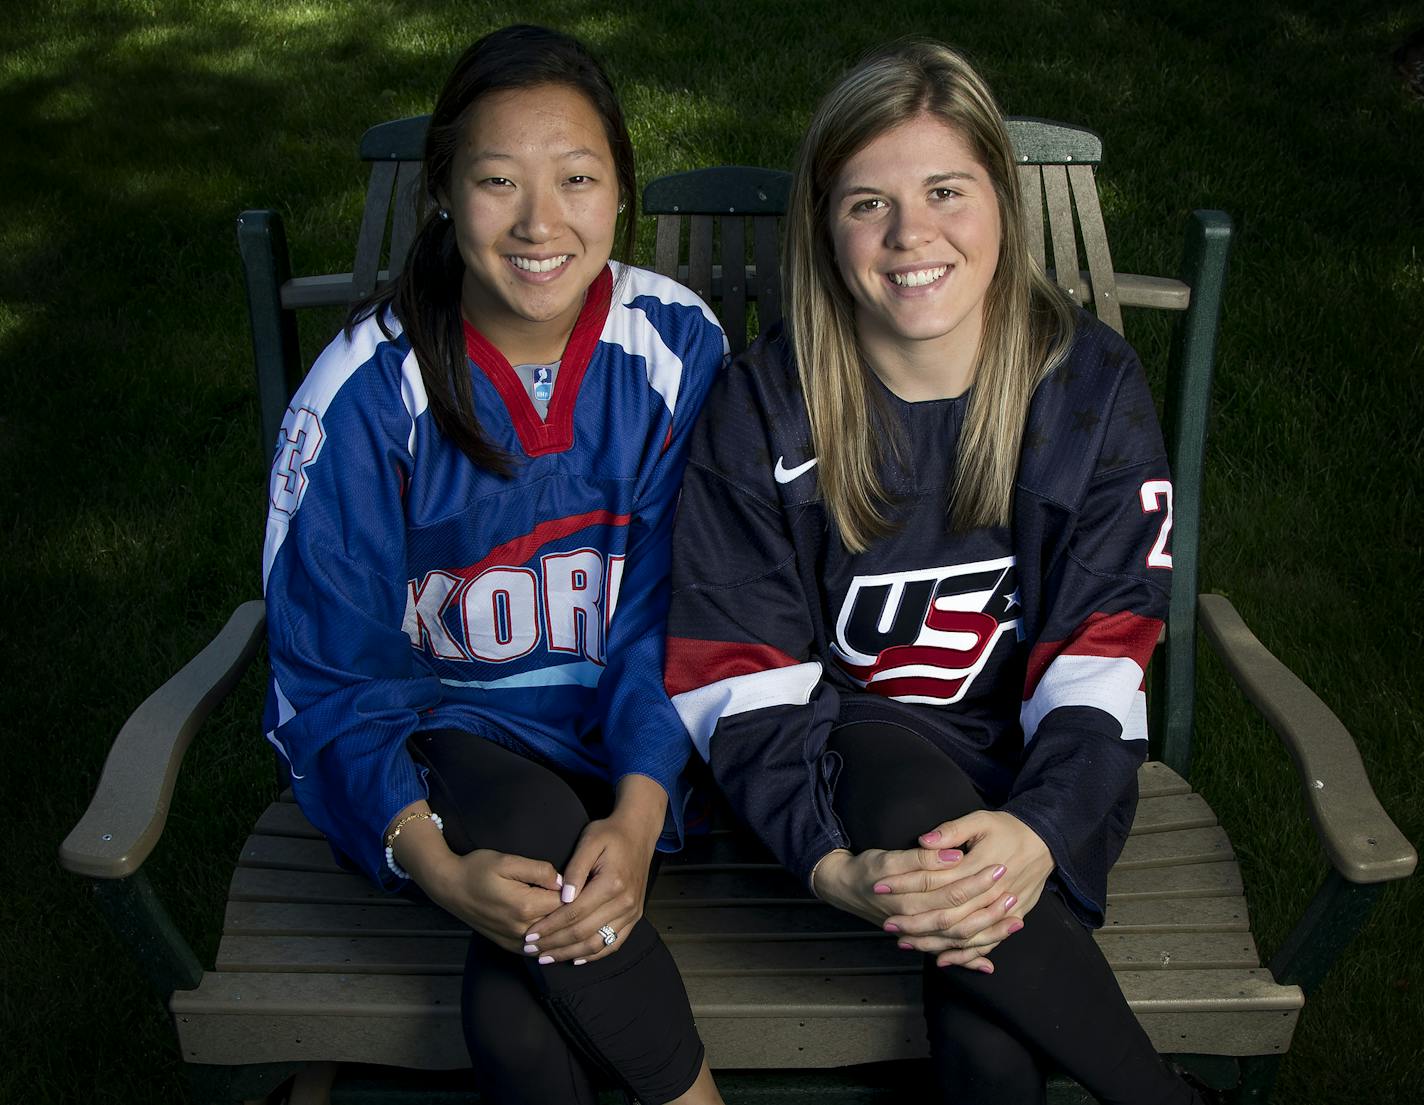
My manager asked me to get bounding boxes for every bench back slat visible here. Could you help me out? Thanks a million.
[1068,162,1124,333]
[352,159,398,300]
[653,215,681,281]
[1042,163,1083,305]
[687,214,715,303]
[1018,164,1047,273]
[387,160,425,281]
[719,215,749,353]
[753,216,782,336]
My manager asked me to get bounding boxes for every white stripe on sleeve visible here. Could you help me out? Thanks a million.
[1020,654,1147,743]
[672,661,823,761]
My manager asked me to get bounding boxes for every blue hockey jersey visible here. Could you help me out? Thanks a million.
[263,263,728,888]
[665,315,1172,926]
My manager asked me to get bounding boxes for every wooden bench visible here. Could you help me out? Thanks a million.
[60,116,1416,1105]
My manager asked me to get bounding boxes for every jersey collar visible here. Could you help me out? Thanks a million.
[462,264,613,457]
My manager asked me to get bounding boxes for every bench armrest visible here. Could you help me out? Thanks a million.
[1197,593,1416,884]
[59,601,267,879]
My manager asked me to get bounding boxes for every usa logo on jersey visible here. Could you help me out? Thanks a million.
[829,557,1023,705]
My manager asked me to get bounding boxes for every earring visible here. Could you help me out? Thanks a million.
[618,201,626,214]
[438,208,450,221]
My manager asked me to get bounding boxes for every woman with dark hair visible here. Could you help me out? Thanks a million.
[262,25,726,1105]
[667,41,1206,1104]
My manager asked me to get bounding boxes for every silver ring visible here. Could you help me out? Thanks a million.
[598,924,617,947]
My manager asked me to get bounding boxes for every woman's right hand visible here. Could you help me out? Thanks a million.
[810,847,1019,973]
[422,849,564,954]
[389,803,563,954]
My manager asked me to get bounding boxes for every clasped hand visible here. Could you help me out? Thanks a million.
[813,811,1054,971]
[424,811,656,962]
[419,776,665,965]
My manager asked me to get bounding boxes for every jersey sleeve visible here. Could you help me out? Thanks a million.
[999,352,1173,924]
[262,331,440,890]
[595,297,728,846]
[664,362,848,887]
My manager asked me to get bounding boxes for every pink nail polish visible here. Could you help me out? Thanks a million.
[920,830,941,844]
[873,882,892,894]
[1008,919,1024,934]
[573,958,587,965]
[523,943,538,955]
[977,963,994,974]
[898,941,914,950]
[937,849,963,862]
[561,883,578,904]
[1002,897,1017,912]
[555,874,563,888]
[538,955,554,965]
[991,864,1007,881]
[525,933,541,942]
[884,921,900,933]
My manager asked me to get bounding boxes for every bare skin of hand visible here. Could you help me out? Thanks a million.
[387,802,562,955]
[524,773,668,964]
[810,846,1017,973]
[875,810,1055,969]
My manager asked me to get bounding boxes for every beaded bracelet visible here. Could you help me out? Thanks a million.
[384,811,444,880]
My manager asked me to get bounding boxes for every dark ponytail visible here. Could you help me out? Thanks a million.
[347,25,638,477]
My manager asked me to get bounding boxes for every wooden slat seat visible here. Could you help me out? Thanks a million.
[175,761,1302,1074]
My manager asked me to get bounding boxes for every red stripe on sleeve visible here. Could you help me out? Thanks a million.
[664,637,800,698]
[1023,610,1164,698]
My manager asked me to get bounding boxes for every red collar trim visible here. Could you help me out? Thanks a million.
[462,265,614,457]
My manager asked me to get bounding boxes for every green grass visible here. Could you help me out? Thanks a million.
[3,1,1421,1101]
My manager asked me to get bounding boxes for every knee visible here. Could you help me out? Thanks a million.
[827,722,985,850]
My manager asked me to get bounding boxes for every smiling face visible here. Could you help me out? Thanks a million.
[828,113,1002,391]
[441,82,620,364]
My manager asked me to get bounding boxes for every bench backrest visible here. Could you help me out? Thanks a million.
[239,114,1228,778]
[642,166,792,354]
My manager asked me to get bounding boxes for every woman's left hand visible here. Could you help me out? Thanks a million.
[524,775,666,964]
[875,811,1055,968]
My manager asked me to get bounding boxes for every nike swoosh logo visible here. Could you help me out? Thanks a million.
[774,456,819,484]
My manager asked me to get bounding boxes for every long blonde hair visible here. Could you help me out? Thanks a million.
[785,40,1075,551]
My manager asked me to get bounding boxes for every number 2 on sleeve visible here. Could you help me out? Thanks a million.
[1138,480,1174,569]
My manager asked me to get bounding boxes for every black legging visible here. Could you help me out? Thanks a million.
[827,721,1201,1105]
[407,729,705,1105]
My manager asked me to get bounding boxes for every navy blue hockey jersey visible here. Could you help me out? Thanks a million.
[665,315,1172,926]
[263,263,728,888]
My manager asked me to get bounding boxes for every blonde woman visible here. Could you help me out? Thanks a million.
[666,41,1206,1104]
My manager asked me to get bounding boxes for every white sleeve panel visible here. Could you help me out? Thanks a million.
[672,661,823,761]
[1020,654,1147,743]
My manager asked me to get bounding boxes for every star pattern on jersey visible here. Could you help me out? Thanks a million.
[1072,408,1102,433]
[1056,364,1082,388]
[1023,428,1050,451]
[1099,452,1132,471]
[1126,407,1152,431]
